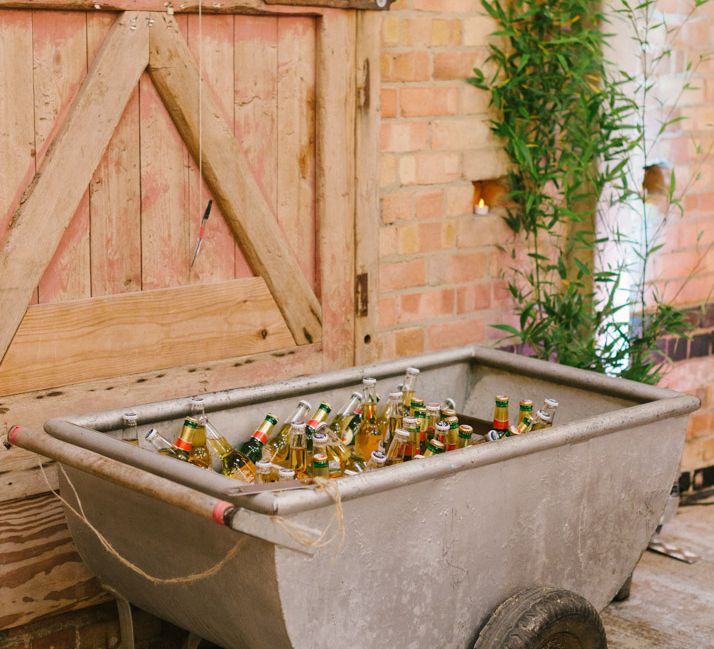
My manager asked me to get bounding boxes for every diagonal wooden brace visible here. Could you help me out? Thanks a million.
[147,14,322,347]
[0,11,150,365]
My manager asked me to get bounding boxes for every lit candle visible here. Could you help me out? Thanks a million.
[474,198,489,215]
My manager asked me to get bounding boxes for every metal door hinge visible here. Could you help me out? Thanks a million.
[356,273,369,317]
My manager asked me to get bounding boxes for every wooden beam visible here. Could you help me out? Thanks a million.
[0,493,109,630]
[0,11,149,365]
[316,9,356,369]
[0,278,293,396]
[0,1,391,12]
[148,14,322,347]
[353,10,381,365]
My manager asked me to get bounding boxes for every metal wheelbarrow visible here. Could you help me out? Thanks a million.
[9,345,699,649]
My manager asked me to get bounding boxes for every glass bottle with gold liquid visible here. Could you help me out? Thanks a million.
[401,367,420,410]
[121,412,139,445]
[492,395,510,438]
[263,400,311,463]
[433,421,449,446]
[304,402,332,467]
[311,431,330,478]
[354,378,382,461]
[255,460,274,484]
[445,416,459,451]
[240,414,278,464]
[412,406,427,453]
[509,413,534,436]
[424,403,441,447]
[402,416,420,461]
[314,422,350,478]
[287,423,308,479]
[180,397,211,469]
[456,424,473,449]
[365,450,387,471]
[385,428,409,466]
[517,399,534,427]
[205,420,255,482]
[144,429,177,457]
[378,392,402,453]
[423,438,445,456]
[328,392,362,442]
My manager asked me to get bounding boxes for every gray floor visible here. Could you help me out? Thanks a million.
[602,490,714,648]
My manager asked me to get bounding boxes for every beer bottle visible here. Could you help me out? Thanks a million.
[456,424,473,449]
[255,460,274,484]
[509,413,534,436]
[341,408,362,446]
[486,429,501,441]
[287,423,308,478]
[531,410,552,430]
[402,417,420,461]
[316,422,350,478]
[121,412,139,444]
[240,414,279,464]
[365,450,387,471]
[173,421,195,462]
[492,395,510,438]
[378,392,403,452]
[410,397,425,417]
[413,406,428,453]
[204,420,255,481]
[144,428,177,457]
[312,452,330,479]
[278,467,295,482]
[344,454,367,473]
[401,367,420,410]
[423,438,445,456]
[312,431,330,478]
[433,421,449,446]
[517,399,534,427]
[385,428,409,466]
[542,398,559,421]
[328,392,363,441]
[354,378,382,461]
[264,400,312,463]
[305,403,332,465]
[424,403,441,447]
[445,416,459,451]
[176,397,211,469]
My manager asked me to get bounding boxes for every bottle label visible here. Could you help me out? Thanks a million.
[306,419,320,429]
[175,437,193,451]
[251,429,268,445]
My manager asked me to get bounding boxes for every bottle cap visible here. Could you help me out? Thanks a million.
[256,460,272,473]
[403,416,418,426]
[144,428,158,440]
[290,422,306,432]
[313,431,329,446]
[351,391,364,401]
[486,430,501,442]
[278,468,295,480]
[442,398,456,410]
[413,454,425,459]
[406,367,420,376]
[389,392,402,399]
[426,402,440,411]
[435,421,449,432]
[544,398,559,409]
[122,412,138,424]
[519,399,534,408]
[313,452,328,465]
[264,414,278,425]
[370,450,386,463]
[362,377,377,387]
[536,409,553,422]
[458,424,473,438]
[296,400,312,413]
[495,395,509,406]
[429,439,445,450]
[394,428,409,440]
[343,469,358,476]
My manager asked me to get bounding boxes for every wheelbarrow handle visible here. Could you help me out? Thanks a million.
[7,425,236,527]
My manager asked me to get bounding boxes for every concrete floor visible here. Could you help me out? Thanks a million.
[602,489,714,648]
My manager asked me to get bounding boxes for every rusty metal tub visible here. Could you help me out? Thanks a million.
[9,345,699,649]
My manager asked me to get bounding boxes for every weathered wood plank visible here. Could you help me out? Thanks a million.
[234,14,278,279]
[0,278,294,397]
[353,10,380,365]
[186,14,237,284]
[0,493,109,630]
[33,11,92,305]
[0,11,150,365]
[0,11,35,242]
[0,1,389,12]
[147,14,322,346]
[316,9,356,368]
[0,342,322,503]
[140,15,190,291]
[277,17,317,292]
[88,12,143,297]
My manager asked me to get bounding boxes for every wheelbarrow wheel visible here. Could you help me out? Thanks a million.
[473,587,607,649]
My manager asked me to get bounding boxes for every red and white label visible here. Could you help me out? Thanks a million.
[251,429,268,444]
[175,437,193,451]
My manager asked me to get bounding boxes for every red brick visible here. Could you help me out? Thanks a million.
[382,51,430,83]
[398,288,455,323]
[703,436,714,464]
[381,191,413,224]
[395,327,426,356]
[415,190,444,219]
[380,154,398,189]
[415,152,461,184]
[417,221,455,251]
[457,283,492,312]
[431,119,491,150]
[428,252,490,285]
[380,258,426,292]
[381,88,398,118]
[687,410,714,440]
[379,296,398,328]
[413,0,480,11]
[397,223,420,254]
[380,121,430,153]
[380,225,398,257]
[431,19,462,47]
[433,51,483,81]
[446,184,474,216]
[456,214,511,247]
[428,317,485,349]
[405,16,433,47]
[400,86,460,117]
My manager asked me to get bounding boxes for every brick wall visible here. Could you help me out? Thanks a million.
[376,0,513,360]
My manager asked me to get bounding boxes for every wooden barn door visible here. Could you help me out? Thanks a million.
[0,3,380,630]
